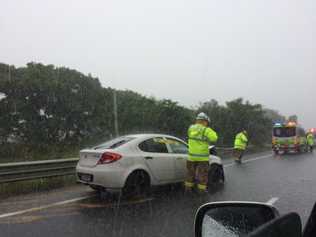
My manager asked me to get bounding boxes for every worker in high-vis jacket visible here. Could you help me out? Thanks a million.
[185,112,218,193]
[233,130,248,163]
[307,132,314,152]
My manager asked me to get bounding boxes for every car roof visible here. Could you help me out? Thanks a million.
[125,133,184,140]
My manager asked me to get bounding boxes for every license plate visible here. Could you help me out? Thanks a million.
[79,174,93,182]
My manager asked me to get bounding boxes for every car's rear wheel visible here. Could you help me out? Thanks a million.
[208,164,225,185]
[123,170,150,197]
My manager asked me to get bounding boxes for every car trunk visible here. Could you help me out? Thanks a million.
[79,150,103,168]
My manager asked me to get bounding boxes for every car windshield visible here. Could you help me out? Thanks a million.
[93,137,135,149]
[273,127,296,137]
[1,1,316,237]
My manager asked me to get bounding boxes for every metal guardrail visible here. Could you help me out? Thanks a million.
[216,147,235,158]
[217,147,234,151]
[0,158,79,184]
[216,145,257,157]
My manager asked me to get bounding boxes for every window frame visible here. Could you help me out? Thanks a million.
[164,137,188,155]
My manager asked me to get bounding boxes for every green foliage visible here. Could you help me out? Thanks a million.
[0,62,282,161]
[116,91,194,139]
[0,62,106,147]
[263,108,286,124]
[197,98,274,146]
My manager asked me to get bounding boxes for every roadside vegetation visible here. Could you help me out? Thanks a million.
[0,62,285,163]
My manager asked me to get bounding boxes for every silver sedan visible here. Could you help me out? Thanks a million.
[76,134,224,195]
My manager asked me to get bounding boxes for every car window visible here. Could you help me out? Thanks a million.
[139,138,169,153]
[165,138,188,154]
[93,136,135,150]
[273,128,282,137]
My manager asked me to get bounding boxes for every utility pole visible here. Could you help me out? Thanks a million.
[8,65,11,82]
[113,90,119,137]
[8,65,17,114]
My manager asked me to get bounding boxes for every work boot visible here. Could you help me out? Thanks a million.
[184,181,194,192]
[184,183,195,195]
[235,158,242,164]
[197,188,209,194]
[184,186,193,193]
[197,184,208,194]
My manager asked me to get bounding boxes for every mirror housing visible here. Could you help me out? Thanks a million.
[303,202,316,237]
[209,146,217,156]
[248,212,302,237]
[195,201,279,237]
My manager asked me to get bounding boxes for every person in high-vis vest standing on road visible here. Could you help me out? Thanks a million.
[185,112,218,193]
[233,130,248,164]
[307,132,314,152]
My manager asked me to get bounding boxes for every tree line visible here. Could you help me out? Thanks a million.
[0,62,285,161]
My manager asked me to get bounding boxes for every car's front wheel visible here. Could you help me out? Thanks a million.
[208,164,225,185]
[123,170,150,197]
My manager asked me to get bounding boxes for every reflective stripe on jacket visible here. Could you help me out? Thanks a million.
[188,124,218,161]
[234,132,248,150]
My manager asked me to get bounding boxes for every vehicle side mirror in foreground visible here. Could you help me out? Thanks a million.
[195,202,279,237]
[248,212,302,237]
[303,202,316,237]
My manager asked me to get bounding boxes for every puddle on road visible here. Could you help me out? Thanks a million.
[78,197,155,209]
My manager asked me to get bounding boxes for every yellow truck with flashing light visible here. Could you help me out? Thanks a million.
[272,122,308,155]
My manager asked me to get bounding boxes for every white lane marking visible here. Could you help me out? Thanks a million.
[0,195,94,219]
[224,154,272,168]
[266,197,279,205]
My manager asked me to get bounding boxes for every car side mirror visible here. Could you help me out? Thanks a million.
[248,212,302,237]
[209,146,217,156]
[195,202,279,237]
[303,202,316,237]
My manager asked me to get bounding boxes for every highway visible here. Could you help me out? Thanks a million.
[0,151,315,237]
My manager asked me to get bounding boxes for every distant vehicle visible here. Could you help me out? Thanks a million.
[272,122,308,155]
[76,134,224,195]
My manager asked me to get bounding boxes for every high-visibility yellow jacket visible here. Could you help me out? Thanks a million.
[307,134,314,146]
[234,132,248,150]
[187,124,218,162]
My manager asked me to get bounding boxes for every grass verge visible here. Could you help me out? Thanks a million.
[0,175,77,198]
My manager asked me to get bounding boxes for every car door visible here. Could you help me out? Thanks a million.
[138,137,175,182]
[165,137,188,181]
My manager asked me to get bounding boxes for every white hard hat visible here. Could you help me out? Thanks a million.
[196,112,210,123]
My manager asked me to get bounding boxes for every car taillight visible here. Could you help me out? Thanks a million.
[97,152,122,165]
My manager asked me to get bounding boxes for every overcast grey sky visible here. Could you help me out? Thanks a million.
[1,0,315,127]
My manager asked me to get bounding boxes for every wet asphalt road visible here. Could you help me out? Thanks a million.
[0,151,316,237]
